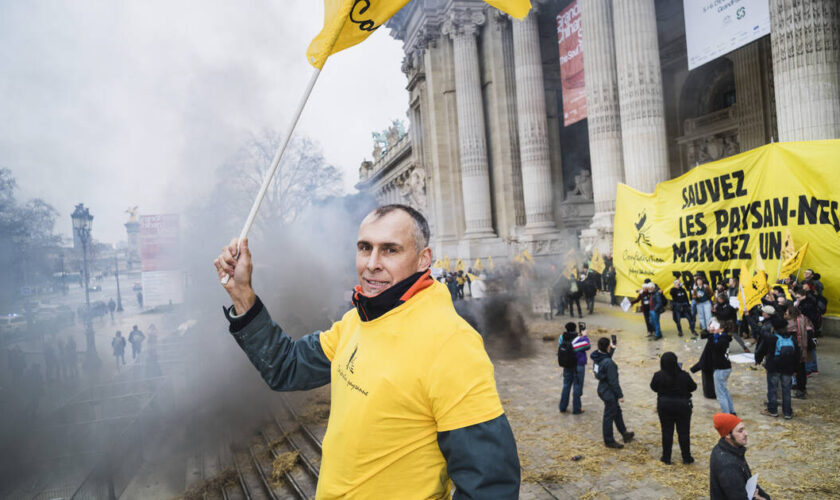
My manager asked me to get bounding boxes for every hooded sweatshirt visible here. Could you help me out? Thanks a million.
[590,349,622,399]
[649,352,697,400]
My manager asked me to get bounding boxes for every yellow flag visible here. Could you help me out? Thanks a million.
[467,272,480,281]
[513,252,525,264]
[307,0,532,69]
[432,258,443,268]
[755,252,767,273]
[488,255,495,270]
[563,261,578,279]
[590,248,606,274]
[442,255,451,272]
[745,269,769,311]
[780,228,796,261]
[473,258,483,271]
[522,249,535,264]
[780,242,809,279]
[738,261,750,312]
[455,258,466,272]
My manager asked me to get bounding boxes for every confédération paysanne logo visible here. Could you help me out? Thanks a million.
[634,210,652,247]
[346,344,358,374]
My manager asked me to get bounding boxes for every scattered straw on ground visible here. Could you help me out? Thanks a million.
[271,450,300,485]
[179,467,237,500]
[504,314,840,499]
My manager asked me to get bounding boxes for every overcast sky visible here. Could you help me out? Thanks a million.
[0,0,408,243]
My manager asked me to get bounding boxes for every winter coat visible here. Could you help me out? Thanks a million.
[670,287,690,304]
[630,291,653,311]
[692,284,713,303]
[650,352,697,400]
[700,332,732,371]
[709,438,770,500]
[754,328,800,375]
[591,349,623,399]
[651,291,667,313]
[713,302,737,323]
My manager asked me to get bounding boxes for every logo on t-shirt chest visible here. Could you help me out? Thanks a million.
[336,342,369,397]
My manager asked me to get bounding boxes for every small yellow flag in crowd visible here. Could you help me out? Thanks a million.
[307,0,532,69]
[488,255,495,270]
[455,258,466,272]
[473,258,483,271]
[589,248,606,274]
[780,242,809,279]
[442,255,451,272]
[781,228,796,261]
[522,249,535,264]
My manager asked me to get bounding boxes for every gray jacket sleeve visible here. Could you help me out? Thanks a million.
[437,414,520,499]
[225,296,331,391]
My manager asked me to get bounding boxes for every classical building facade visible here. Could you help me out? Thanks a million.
[356,0,840,261]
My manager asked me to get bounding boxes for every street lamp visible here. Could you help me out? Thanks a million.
[114,252,123,312]
[72,203,99,369]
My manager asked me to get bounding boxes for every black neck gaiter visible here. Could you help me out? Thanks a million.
[352,270,433,322]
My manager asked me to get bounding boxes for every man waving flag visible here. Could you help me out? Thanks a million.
[307,0,532,68]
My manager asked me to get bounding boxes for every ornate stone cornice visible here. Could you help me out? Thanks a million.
[442,9,486,38]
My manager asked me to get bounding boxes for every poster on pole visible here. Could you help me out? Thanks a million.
[684,0,770,70]
[557,0,586,126]
[139,214,184,308]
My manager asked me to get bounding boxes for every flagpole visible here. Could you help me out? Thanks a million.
[220,66,321,284]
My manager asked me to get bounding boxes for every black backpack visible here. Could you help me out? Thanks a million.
[816,295,828,314]
[557,338,577,368]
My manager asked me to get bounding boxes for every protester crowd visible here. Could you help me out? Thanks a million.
[549,260,828,498]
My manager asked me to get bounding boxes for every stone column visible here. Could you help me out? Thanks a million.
[444,10,496,238]
[612,0,669,193]
[581,0,624,223]
[731,41,767,151]
[770,0,840,141]
[511,9,555,231]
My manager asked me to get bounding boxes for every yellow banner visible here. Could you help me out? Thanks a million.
[613,140,840,316]
[307,0,531,69]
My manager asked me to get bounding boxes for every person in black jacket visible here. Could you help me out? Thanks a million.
[713,293,749,352]
[755,315,800,418]
[669,280,696,337]
[650,352,697,464]
[630,282,655,337]
[701,320,736,415]
[591,337,634,448]
[709,413,770,500]
[603,265,618,306]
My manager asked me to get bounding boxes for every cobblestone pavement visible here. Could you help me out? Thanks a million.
[497,297,840,500]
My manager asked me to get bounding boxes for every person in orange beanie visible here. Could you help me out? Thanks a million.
[709,413,770,499]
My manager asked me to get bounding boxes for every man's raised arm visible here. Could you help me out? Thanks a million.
[215,238,331,391]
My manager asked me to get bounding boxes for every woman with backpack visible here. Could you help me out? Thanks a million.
[650,352,697,465]
[755,315,800,419]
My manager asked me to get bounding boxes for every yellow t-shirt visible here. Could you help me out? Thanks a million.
[316,280,504,499]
